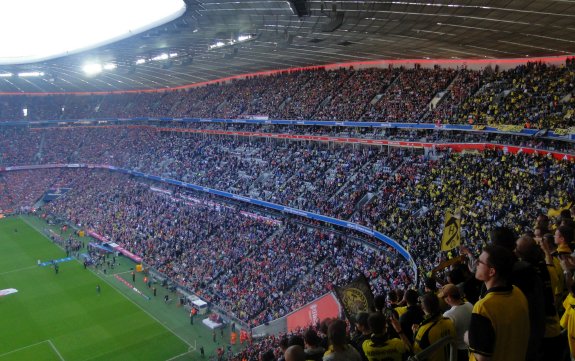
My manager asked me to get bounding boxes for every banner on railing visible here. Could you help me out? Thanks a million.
[4,116,575,137]
[86,230,143,263]
[150,128,575,161]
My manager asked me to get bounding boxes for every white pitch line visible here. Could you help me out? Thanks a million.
[47,340,65,361]
[101,279,193,348]
[0,340,50,359]
[19,216,194,350]
[111,269,132,276]
[165,350,193,361]
[0,265,37,276]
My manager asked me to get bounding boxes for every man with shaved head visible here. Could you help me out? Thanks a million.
[284,345,306,361]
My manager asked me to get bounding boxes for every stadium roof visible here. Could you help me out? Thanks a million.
[1,0,575,93]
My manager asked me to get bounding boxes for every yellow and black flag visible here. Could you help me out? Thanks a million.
[441,212,461,251]
[334,274,375,324]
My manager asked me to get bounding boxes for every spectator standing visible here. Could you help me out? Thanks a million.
[303,329,325,361]
[468,245,529,361]
[398,289,424,344]
[285,345,306,361]
[490,227,545,361]
[362,312,408,361]
[561,282,575,361]
[322,319,362,361]
[190,307,196,325]
[350,312,371,361]
[439,284,472,361]
[413,293,455,361]
[516,235,564,360]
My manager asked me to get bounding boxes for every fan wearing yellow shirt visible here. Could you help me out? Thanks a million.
[398,289,424,344]
[413,293,456,361]
[560,285,575,360]
[468,245,530,361]
[362,312,409,361]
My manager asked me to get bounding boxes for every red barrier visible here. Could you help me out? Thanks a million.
[156,127,575,161]
[286,293,341,332]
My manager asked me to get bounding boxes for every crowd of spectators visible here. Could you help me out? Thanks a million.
[423,69,483,123]
[362,66,457,122]
[455,62,575,129]
[1,127,573,274]
[36,170,406,327]
[0,104,574,359]
[228,212,575,361]
[0,61,574,128]
[314,68,396,121]
[0,169,73,212]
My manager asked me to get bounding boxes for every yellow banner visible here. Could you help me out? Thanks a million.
[495,124,524,132]
[441,212,461,251]
[554,128,570,136]
[548,202,573,218]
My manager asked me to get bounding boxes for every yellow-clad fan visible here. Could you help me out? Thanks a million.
[413,293,455,361]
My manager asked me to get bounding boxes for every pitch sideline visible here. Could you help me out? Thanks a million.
[19,216,197,353]
[0,339,65,360]
[0,265,37,276]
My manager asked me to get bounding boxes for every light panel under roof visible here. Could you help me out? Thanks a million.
[0,0,186,65]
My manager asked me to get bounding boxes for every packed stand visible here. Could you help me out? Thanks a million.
[0,62,574,129]
[229,208,575,361]
[456,62,575,128]
[424,68,483,124]
[0,169,72,212]
[1,125,574,361]
[362,67,457,122]
[40,170,407,326]
[0,127,573,276]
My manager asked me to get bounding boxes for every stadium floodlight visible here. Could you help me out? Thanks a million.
[18,71,44,77]
[0,0,186,65]
[0,73,12,77]
[209,41,226,50]
[209,34,256,50]
[83,63,103,75]
[152,53,169,61]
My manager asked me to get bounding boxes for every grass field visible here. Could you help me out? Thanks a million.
[0,216,204,361]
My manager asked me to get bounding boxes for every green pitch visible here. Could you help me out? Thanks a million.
[0,217,192,361]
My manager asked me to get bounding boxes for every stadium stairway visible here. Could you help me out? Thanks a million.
[327,157,378,202]
[421,71,463,121]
